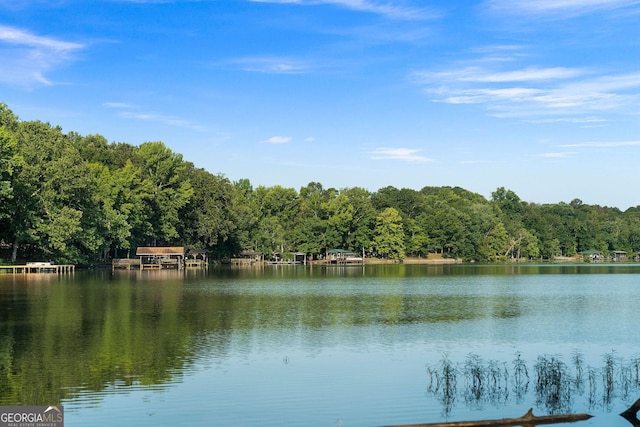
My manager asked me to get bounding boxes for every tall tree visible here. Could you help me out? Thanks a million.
[7,121,100,263]
[477,222,509,262]
[0,105,22,247]
[230,179,259,253]
[294,182,329,255]
[340,187,375,254]
[323,193,354,250]
[136,142,194,245]
[251,185,298,256]
[179,168,237,257]
[373,207,405,260]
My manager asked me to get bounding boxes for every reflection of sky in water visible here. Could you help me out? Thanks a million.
[64,344,637,426]
[5,266,639,426]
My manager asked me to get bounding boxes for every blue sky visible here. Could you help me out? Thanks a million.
[1,0,640,209]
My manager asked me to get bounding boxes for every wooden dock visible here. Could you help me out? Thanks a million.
[185,259,208,268]
[0,262,75,274]
[111,258,142,270]
[112,258,178,270]
[112,248,209,270]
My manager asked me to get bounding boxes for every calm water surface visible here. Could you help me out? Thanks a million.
[1,264,639,426]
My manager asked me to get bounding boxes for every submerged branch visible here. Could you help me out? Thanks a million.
[381,408,592,427]
[382,398,640,427]
[621,398,640,427]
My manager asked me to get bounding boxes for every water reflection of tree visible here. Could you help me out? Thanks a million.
[426,351,640,416]
[0,274,199,406]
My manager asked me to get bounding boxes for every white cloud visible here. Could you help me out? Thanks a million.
[104,102,206,131]
[559,140,640,147]
[415,60,640,120]
[458,159,489,164]
[229,56,311,74]
[439,87,544,105]
[103,102,138,109]
[414,66,585,85]
[524,117,607,124]
[539,152,576,158]
[487,0,640,15]
[111,0,202,3]
[249,0,434,20]
[460,67,584,83]
[0,25,84,87]
[266,136,293,144]
[369,147,431,162]
[0,25,80,50]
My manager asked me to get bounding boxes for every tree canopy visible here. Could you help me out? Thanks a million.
[1,103,639,265]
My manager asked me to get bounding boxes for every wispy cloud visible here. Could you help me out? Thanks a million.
[111,0,201,3]
[103,102,138,109]
[414,65,585,85]
[539,151,576,158]
[487,0,640,15]
[103,102,206,131]
[266,136,293,144]
[368,147,431,162]
[559,140,640,147]
[450,66,585,83]
[0,1,68,10]
[227,56,312,74]
[249,0,434,20]
[524,117,607,124]
[414,58,640,120]
[458,159,489,164]
[0,25,84,87]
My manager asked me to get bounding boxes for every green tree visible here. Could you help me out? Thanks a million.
[477,222,509,262]
[492,187,523,222]
[373,207,405,260]
[418,190,470,257]
[323,192,354,250]
[340,187,375,254]
[405,217,430,256]
[0,127,20,218]
[136,142,194,245]
[179,168,237,257]
[505,228,540,260]
[294,182,329,255]
[0,105,23,249]
[7,121,101,263]
[229,179,259,254]
[89,159,146,260]
[251,185,298,256]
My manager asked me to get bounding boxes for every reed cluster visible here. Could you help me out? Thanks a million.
[426,351,640,415]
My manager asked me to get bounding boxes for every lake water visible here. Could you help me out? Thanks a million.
[1,264,639,426]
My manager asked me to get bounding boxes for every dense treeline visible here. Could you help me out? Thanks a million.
[1,102,639,265]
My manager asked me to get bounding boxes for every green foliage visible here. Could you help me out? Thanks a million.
[137,142,194,244]
[477,222,509,262]
[3,102,640,264]
[179,168,237,256]
[373,207,406,260]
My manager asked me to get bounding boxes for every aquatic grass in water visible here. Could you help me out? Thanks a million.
[461,354,509,408]
[602,351,618,404]
[534,355,572,413]
[426,351,640,415]
[571,350,585,392]
[512,351,529,402]
[427,355,457,417]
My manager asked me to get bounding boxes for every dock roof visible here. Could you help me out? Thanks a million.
[136,247,186,256]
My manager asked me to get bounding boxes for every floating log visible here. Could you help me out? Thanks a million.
[621,398,640,427]
[381,408,593,427]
